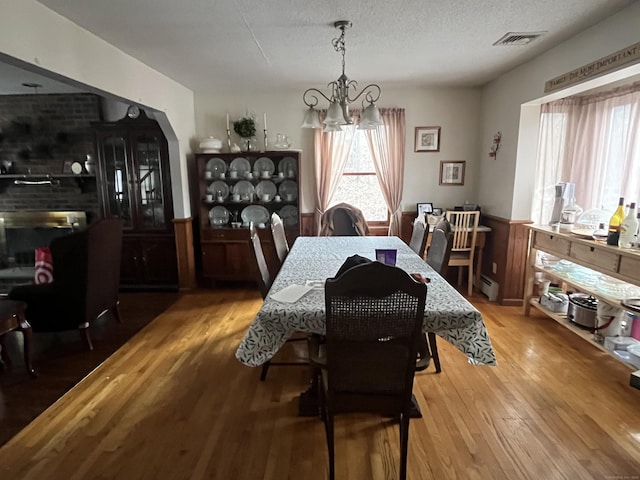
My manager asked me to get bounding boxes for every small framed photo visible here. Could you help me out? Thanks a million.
[61,160,73,174]
[433,207,443,216]
[417,203,433,217]
[414,126,441,152]
[439,161,466,186]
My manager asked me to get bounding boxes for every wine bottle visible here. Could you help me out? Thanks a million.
[606,197,626,246]
[619,202,638,248]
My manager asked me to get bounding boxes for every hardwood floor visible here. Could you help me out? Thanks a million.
[0,288,639,479]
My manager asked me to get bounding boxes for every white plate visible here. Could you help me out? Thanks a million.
[571,228,595,238]
[229,157,251,176]
[232,180,255,199]
[205,158,227,177]
[279,205,299,226]
[255,180,277,199]
[253,157,275,176]
[207,181,230,199]
[208,206,230,226]
[278,157,297,177]
[278,180,298,201]
[241,205,270,225]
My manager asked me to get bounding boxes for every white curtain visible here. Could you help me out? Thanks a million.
[533,82,640,224]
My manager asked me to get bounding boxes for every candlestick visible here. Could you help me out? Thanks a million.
[226,128,231,152]
[226,113,230,130]
[263,129,268,152]
[263,113,267,131]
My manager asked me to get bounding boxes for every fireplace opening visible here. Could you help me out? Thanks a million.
[0,211,87,294]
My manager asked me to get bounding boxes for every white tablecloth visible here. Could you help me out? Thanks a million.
[236,236,496,367]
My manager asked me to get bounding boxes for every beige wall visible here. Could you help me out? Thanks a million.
[195,86,481,215]
[0,0,197,218]
[478,1,640,220]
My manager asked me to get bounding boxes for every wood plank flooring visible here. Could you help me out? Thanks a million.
[0,289,639,479]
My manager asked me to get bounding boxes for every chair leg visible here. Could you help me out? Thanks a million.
[468,264,474,297]
[415,334,430,371]
[457,266,463,286]
[399,411,410,480]
[427,332,441,373]
[325,409,335,480]
[260,360,271,381]
[80,327,93,351]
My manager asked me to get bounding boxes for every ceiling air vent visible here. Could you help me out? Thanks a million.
[493,32,546,46]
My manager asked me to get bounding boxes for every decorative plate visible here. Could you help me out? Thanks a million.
[229,157,251,176]
[241,205,270,225]
[278,180,298,201]
[278,205,299,226]
[232,180,255,199]
[253,157,275,177]
[205,158,227,177]
[208,206,230,226]
[206,181,230,199]
[278,157,297,177]
[255,180,277,199]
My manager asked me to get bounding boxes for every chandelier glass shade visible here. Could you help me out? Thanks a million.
[302,21,383,131]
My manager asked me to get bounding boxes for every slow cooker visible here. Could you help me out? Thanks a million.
[567,293,599,328]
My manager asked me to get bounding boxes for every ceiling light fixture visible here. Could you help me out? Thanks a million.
[302,21,382,131]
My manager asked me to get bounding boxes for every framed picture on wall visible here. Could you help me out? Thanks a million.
[414,126,441,152]
[417,203,433,217]
[439,161,466,186]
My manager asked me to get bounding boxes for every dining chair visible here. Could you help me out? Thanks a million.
[445,210,480,297]
[408,215,429,259]
[417,221,454,373]
[319,203,369,236]
[309,261,427,480]
[270,212,289,268]
[248,223,307,381]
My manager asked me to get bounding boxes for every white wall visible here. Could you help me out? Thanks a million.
[0,0,197,218]
[478,1,640,220]
[195,86,481,214]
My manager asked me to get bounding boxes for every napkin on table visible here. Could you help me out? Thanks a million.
[270,284,313,303]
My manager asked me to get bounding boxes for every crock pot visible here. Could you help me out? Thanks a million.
[567,293,599,328]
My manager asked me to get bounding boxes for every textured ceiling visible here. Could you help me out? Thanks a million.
[0,0,636,94]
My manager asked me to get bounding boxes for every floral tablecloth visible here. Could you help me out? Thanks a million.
[236,236,496,367]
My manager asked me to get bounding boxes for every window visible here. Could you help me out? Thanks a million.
[331,130,388,222]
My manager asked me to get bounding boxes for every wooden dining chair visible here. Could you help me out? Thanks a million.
[270,212,289,268]
[248,223,307,381]
[445,210,480,297]
[309,261,427,480]
[418,221,454,373]
[320,203,369,236]
[408,215,429,259]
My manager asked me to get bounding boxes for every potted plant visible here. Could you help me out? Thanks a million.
[233,115,257,151]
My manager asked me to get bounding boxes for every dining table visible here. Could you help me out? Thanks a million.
[236,237,496,379]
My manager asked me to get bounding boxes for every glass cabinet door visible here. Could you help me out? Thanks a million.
[133,133,167,229]
[99,134,132,228]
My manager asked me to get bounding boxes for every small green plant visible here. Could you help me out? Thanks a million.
[233,115,256,138]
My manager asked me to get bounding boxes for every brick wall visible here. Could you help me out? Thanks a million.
[0,93,102,220]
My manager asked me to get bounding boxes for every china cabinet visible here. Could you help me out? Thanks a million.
[523,225,640,372]
[93,111,178,289]
[194,151,301,284]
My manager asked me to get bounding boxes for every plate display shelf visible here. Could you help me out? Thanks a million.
[523,225,640,378]
[194,151,302,285]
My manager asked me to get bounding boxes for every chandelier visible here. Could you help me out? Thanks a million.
[302,21,383,131]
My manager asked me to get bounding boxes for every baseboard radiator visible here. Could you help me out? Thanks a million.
[476,274,499,302]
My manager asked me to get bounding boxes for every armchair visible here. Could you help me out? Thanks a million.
[8,219,123,350]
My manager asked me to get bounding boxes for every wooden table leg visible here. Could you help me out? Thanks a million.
[298,366,320,417]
